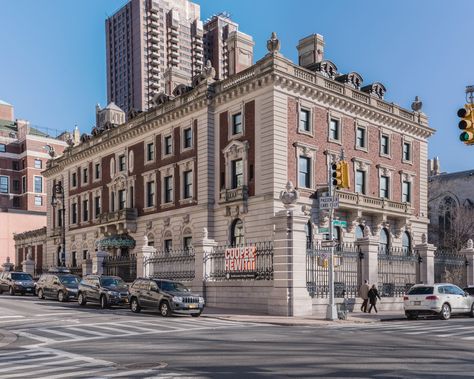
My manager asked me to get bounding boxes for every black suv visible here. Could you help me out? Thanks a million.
[128,278,205,317]
[0,272,35,295]
[77,275,129,309]
[36,273,80,302]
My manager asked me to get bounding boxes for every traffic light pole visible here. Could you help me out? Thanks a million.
[326,156,338,321]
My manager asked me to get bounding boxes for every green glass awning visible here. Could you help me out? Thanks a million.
[96,234,136,249]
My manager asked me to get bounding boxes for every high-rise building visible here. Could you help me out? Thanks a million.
[105,0,254,114]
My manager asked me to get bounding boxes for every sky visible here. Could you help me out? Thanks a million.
[1,0,473,173]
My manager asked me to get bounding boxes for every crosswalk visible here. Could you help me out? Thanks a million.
[331,320,474,340]
[13,317,260,346]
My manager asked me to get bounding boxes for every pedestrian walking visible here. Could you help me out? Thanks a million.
[359,279,370,312]
[368,284,381,313]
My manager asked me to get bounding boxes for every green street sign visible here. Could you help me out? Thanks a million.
[333,220,347,228]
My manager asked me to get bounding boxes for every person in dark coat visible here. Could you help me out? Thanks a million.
[368,284,381,313]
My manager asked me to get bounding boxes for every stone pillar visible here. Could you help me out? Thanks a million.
[22,248,35,277]
[415,243,436,285]
[357,235,380,287]
[93,250,108,275]
[462,239,474,286]
[135,235,156,278]
[2,257,14,272]
[192,229,217,295]
[82,259,93,276]
[268,208,312,316]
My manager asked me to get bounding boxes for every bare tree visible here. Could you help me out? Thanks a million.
[431,206,474,251]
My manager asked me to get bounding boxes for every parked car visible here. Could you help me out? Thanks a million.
[0,272,36,296]
[463,287,474,297]
[77,275,129,309]
[36,273,80,302]
[404,283,474,320]
[128,278,205,317]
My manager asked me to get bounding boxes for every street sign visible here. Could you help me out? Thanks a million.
[333,220,347,228]
[319,196,339,210]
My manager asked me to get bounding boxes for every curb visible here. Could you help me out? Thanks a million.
[0,329,18,348]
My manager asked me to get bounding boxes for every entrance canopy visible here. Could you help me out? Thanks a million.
[96,234,136,249]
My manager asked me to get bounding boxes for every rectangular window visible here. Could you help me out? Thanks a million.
[164,176,173,203]
[34,159,42,169]
[298,157,311,188]
[12,180,19,192]
[72,172,77,187]
[402,181,411,203]
[147,142,154,161]
[34,196,42,206]
[111,192,115,212]
[356,127,366,148]
[231,159,243,189]
[83,167,88,184]
[95,163,100,180]
[329,119,340,141]
[118,189,126,210]
[299,109,310,132]
[183,170,192,199]
[83,199,89,221]
[57,208,62,227]
[119,155,126,171]
[12,161,19,171]
[71,203,77,224]
[94,196,101,218]
[146,181,155,207]
[0,176,9,193]
[403,142,411,161]
[232,113,242,135]
[184,128,192,149]
[380,175,389,199]
[0,144,5,152]
[34,176,42,193]
[164,239,172,252]
[22,176,26,193]
[381,135,390,155]
[183,236,192,251]
[164,136,172,155]
[355,170,366,194]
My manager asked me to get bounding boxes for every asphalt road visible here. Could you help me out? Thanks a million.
[1,296,474,378]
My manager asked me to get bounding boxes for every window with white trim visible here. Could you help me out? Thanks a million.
[118,189,126,210]
[299,109,311,133]
[34,196,42,206]
[329,118,340,141]
[34,159,42,169]
[146,142,154,161]
[71,202,78,224]
[356,127,366,149]
[94,163,101,180]
[83,199,89,222]
[380,134,390,156]
[403,142,412,162]
[146,181,155,207]
[402,180,411,203]
[119,155,126,171]
[164,176,173,203]
[183,127,192,149]
[0,176,8,193]
[232,113,242,135]
[71,171,77,187]
[94,196,101,218]
[164,135,173,155]
[183,170,192,199]
[380,175,389,199]
[231,159,243,189]
[34,176,43,193]
[355,170,366,194]
[298,156,311,188]
[0,144,5,152]
[83,167,88,184]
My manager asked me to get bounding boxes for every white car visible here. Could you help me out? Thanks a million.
[404,283,474,320]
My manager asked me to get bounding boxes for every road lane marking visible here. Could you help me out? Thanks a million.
[37,328,85,339]
[4,358,81,378]
[66,326,110,337]
[0,315,24,319]
[34,312,76,317]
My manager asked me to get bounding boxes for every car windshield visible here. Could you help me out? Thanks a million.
[100,277,125,288]
[160,281,189,292]
[60,276,79,285]
[11,273,32,281]
[408,286,434,295]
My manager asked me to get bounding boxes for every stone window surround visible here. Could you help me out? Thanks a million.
[82,164,89,186]
[228,103,245,140]
[402,137,413,165]
[107,174,136,213]
[34,175,43,194]
[181,121,194,153]
[144,135,156,165]
[354,120,368,152]
[222,140,249,190]
[70,167,78,189]
[376,164,394,200]
[93,159,101,183]
[328,110,343,145]
[116,149,128,173]
[294,142,317,191]
[399,169,416,204]
[70,196,79,226]
[162,129,174,159]
[379,130,392,158]
[297,99,313,137]
[351,157,372,195]
[80,193,90,225]
[178,158,196,205]
[142,169,157,212]
[92,188,102,220]
[159,163,176,208]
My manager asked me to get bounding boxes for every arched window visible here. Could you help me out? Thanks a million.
[402,232,411,255]
[230,219,244,246]
[355,225,364,239]
[305,221,312,248]
[379,228,390,254]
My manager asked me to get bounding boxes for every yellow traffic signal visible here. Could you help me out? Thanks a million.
[332,161,350,189]
[457,104,474,145]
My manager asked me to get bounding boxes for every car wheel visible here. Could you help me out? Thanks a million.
[37,289,44,299]
[470,303,474,318]
[159,301,171,317]
[9,287,15,296]
[439,303,451,320]
[0,288,3,295]
[405,311,417,320]
[78,293,87,306]
[58,291,66,303]
[130,297,141,313]
[100,295,109,309]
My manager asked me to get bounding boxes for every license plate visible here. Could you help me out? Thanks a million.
[26,288,32,291]
[189,304,198,309]
[414,301,421,305]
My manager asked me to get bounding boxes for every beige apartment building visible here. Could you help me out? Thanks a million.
[106,0,254,114]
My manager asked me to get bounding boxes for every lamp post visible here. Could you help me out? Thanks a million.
[51,183,66,267]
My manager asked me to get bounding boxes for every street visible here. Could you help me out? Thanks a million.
[0,297,474,378]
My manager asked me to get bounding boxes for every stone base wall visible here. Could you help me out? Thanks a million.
[311,297,405,318]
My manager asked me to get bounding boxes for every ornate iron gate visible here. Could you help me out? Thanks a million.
[434,250,467,287]
[144,248,195,281]
[102,254,137,283]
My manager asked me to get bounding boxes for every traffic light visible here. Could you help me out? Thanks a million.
[457,104,474,145]
[331,161,350,189]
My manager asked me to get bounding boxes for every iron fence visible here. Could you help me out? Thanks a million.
[67,266,83,277]
[144,248,195,282]
[434,249,467,287]
[306,242,363,298]
[378,247,420,297]
[103,254,137,283]
[204,241,273,281]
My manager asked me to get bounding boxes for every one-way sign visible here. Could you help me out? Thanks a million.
[319,196,339,209]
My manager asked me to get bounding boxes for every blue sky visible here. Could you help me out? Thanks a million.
[1,0,473,173]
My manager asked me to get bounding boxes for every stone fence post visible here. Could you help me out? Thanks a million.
[22,248,35,277]
[192,229,217,296]
[2,257,14,272]
[357,233,379,287]
[82,259,93,276]
[92,250,108,275]
[462,239,474,286]
[414,243,436,285]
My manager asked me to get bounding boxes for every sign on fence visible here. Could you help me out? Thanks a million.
[225,246,257,279]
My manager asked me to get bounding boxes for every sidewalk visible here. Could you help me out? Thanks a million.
[203,307,405,326]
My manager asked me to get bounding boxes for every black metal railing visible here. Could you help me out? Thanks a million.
[205,241,273,281]
[144,248,195,282]
[434,249,467,288]
[378,247,420,297]
[103,254,137,283]
[306,242,363,298]
[67,266,83,277]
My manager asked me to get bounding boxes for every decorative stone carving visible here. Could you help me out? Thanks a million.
[71,235,75,242]
[280,181,299,209]
[94,230,99,238]
[203,60,216,80]
[301,204,311,216]
[421,233,427,244]
[45,144,56,158]
[183,214,190,224]
[26,248,33,261]
[267,32,280,53]
[146,221,153,231]
[143,234,148,245]
[467,239,474,249]
[363,225,371,238]
[411,96,422,112]
[164,217,170,227]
